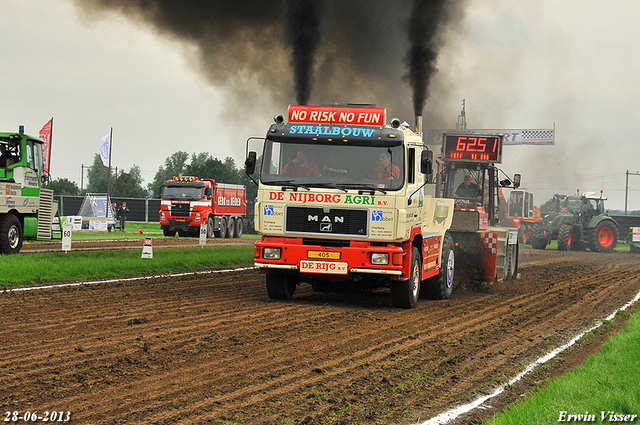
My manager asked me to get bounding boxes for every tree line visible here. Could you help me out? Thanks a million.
[51,151,257,201]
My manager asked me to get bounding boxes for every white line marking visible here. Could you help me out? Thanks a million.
[415,290,640,425]
[2,267,256,293]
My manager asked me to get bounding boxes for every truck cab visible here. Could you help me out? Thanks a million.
[0,131,56,254]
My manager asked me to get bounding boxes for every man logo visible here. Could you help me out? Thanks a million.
[264,205,274,216]
[372,210,383,221]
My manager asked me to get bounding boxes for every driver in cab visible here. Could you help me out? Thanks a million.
[281,149,319,176]
[455,175,481,198]
[373,151,400,180]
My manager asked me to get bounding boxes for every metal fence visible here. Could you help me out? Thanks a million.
[54,196,162,223]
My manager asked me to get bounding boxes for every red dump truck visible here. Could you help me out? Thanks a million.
[159,176,246,238]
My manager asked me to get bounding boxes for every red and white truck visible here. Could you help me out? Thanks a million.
[159,176,247,238]
[245,105,456,308]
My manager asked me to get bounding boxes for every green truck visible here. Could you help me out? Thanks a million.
[0,130,57,254]
[529,192,618,252]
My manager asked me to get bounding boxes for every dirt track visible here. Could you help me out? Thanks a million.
[2,246,639,424]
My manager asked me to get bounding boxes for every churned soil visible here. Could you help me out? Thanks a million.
[1,246,639,424]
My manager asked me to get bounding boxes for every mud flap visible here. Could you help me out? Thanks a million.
[477,232,498,282]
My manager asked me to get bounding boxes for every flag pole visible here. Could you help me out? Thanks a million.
[48,117,53,188]
[106,127,113,218]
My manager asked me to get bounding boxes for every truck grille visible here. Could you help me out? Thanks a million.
[171,203,191,217]
[286,206,368,237]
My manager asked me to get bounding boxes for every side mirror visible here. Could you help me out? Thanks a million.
[245,151,257,175]
[513,173,521,189]
[420,149,433,179]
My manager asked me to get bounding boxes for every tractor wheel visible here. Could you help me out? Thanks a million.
[529,224,548,250]
[557,224,573,251]
[590,221,618,252]
[265,272,297,300]
[422,234,455,300]
[391,246,421,308]
[0,214,23,255]
[518,226,528,244]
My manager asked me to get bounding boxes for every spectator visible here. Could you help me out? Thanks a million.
[117,202,130,232]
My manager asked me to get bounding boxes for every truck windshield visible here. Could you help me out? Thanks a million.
[260,140,404,191]
[162,185,203,201]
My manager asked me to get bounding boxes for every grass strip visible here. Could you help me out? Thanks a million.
[485,310,640,424]
[0,245,255,288]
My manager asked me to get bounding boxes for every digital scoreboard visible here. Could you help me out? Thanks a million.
[443,134,502,163]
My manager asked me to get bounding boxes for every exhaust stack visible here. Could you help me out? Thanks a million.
[415,116,423,135]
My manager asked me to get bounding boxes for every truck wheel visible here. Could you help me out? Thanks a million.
[391,247,421,308]
[266,272,297,300]
[0,214,23,255]
[423,234,455,300]
[227,217,235,238]
[207,217,214,238]
[235,218,244,238]
[557,224,573,251]
[590,221,618,252]
[215,217,226,239]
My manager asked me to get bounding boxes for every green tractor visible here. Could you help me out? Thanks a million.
[529,192,618,252]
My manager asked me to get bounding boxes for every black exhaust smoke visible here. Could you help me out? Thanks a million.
[405,0,452,118]
[284,0,323,106]
[73,0,465,120]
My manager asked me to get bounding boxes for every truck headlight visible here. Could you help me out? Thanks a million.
[160,212,165,221]
[370,253,389,265]
[262,247,282,260]
[195,213,201,221]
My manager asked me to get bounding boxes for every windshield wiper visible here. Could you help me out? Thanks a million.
[311,183,348,192]
[266,180,310,191]
[332,183,388,195]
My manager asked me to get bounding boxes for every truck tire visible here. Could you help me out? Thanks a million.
[0,213,23,255]
[529,224,548,250]
[590,221,618,252]
[391,246,421,308]
[557,224,573,251]
[227,217,236,238]
[422,234,455,300]
[266,272,297,300]
[235,218,244,238]
[207,217,214,238]
[214,217,226,239]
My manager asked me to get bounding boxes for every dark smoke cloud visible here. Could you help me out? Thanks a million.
[73,0,465,125]
[406,0,450,117]
[284,0,324,105]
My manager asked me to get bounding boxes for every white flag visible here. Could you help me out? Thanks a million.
[99,132,110,166]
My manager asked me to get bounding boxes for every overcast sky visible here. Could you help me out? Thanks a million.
[1,0,639,211]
